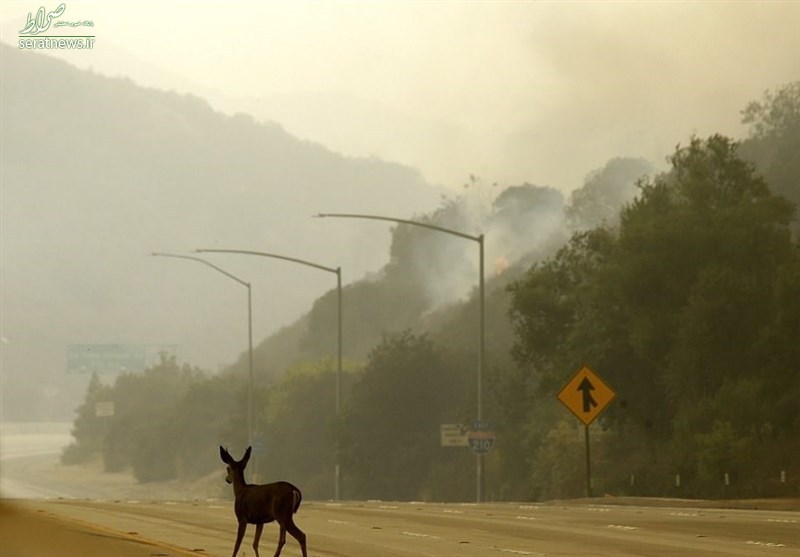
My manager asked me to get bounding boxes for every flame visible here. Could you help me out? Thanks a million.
[494,256,510,276]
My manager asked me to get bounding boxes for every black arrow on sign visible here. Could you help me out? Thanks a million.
[578,377,598,413]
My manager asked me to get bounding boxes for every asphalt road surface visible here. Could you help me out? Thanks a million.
[3,497,799,557]
[1,425,798,556]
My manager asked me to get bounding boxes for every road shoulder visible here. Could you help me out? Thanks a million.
[0,500,190,557]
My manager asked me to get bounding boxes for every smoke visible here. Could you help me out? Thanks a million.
[399,158,656,310]
[391,178,568,310]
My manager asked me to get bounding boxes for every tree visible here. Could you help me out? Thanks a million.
[339,331,471,500]
[100,355,205,481]
[741,82,800,140]
[566,157,654,231]
[506,134,799,498]
[258,358,359,500]
[634,136,794,400]
[171,373,245,480]
[739,82,800,226]
[488,184,568,266]
[61,373,112,464]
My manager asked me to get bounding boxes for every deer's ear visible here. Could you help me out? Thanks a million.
[242,446,252,464]
[220,446,232,464]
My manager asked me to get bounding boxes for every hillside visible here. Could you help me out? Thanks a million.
[0,44,443,420]
[238,161,655,384]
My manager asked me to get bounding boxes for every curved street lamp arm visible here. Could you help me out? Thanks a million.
[195,249,339,275]
[315,212,482,243]
[194,246,344,500]
[150,250,254,450]
[315,209,487,502]
[151,252,250,288]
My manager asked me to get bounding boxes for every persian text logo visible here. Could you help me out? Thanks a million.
[18,3,95,49]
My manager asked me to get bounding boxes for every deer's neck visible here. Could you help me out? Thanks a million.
[231,471,249,497]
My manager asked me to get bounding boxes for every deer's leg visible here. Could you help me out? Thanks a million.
[252,523,263,557]
[272,525,286,557]
[232,522,246,557]
[285,519,307,557]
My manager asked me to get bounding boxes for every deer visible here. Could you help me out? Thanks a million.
[219,446,308,557]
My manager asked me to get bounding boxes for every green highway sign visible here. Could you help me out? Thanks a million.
[67,344,146,374]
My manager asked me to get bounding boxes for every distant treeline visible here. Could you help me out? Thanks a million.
[64,83,800,501]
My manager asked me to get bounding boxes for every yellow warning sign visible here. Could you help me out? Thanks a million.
[557,365,616,426]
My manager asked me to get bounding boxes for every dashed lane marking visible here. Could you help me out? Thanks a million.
[746,541,787,548]
[494,547,546,556]
[607,524,638,530]
[402,531,439,539]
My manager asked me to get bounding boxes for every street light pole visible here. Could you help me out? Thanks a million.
[315,212,487,502]
[150,252,255,450]
[195,248,344,500]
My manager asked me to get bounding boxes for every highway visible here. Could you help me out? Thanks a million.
[1,425,798,556]
[3,497,799,556]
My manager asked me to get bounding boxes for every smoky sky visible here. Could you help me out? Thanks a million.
[0,1,798,396]
[1,1,797,191]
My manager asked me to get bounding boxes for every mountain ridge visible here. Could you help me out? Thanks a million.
[1,43,444,420]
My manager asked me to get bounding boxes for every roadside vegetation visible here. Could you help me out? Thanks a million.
[64,83,800,502]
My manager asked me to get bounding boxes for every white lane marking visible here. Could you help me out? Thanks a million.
[327,519,353,525]
[587,507,611,512]
[669,512,699,517]
[607,524,638,530]
[494,547,546,556]
[515,515,537,521]
[746,541,786,548]
[402,531,439,539]
[379,505,399,509]
[207,505,226,509]
[442,509,464,514]
[767,518,797,524]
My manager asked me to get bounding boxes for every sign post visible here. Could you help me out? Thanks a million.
[557,365,615,497]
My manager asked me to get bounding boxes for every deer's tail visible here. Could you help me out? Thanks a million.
[292,488,302,514]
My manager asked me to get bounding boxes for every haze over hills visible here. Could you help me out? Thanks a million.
[3,37,795,425]
[0,44,444,420]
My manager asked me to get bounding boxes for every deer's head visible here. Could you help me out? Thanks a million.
[220,446,251,484]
